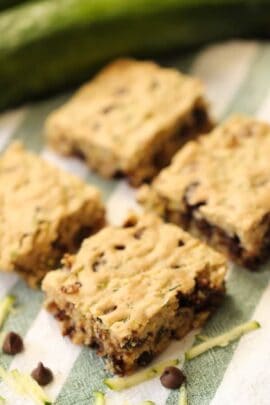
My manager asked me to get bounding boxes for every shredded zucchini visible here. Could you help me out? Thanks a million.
[0,366,51,405]
[0,296,15,329]
[186,320,260,360]
[104,358,179,391]
[93,391,105,405]
[140,402,155,405]
[178,385,188,405]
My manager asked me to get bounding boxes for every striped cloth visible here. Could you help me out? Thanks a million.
[0,40,270,405]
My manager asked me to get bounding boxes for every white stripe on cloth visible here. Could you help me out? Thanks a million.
[256,89,270,123]
[106,180,141,225]
[7,309,81,402]
[0,41,260,405]
[0,108,27,151]
[41,147,89,179]
[210,284,270,405]
[210,90,270,405]
[191,41,258,119]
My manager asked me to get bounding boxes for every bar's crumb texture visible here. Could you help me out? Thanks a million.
[45,59,212,186]
[0,142,105,287]
[42,214,227,374]
[138,115,270,268]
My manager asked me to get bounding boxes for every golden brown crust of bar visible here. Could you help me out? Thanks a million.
[0,142,105,286]
[45,58,211,185]
[42,214,227,373]
[138,115,270,265]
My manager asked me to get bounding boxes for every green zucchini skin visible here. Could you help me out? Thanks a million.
[0,0,28,11]
[0,0,269,110]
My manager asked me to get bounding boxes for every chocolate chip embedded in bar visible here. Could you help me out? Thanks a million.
[138,115,270,268]
[0,142,105,287]
[42,214,227,375]
[45,58,213,187]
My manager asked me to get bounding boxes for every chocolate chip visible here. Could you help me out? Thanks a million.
[114,244,125,250]
[2,332,24,355]
[63,326,75,337]
[31,362,53,386]
[160,366,186,389]
[123,216,138,228]
[133,227,145,240]
[155,326,170,344]
[101,104,115,114]
[56,309,69,321]
[137,351,153,367]
[92,254,106,272]
[102,305,117,315]
[72,148,86,160]
[51,238,65,252]
[178,240,185,247]
[193,106,208,128]
[111,355,125,374]
[183,182,206,210]
[113,170,124,179]
[73,226,92,247]
[93,263,101,274]
[196,219,213,239]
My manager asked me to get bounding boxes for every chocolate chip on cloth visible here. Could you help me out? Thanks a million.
[2,331,24,355]
[160,366,186,389]
[31,362,54,386]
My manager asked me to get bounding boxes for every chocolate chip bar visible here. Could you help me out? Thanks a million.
[45,59,212,186]
[42,214,227,375]
[0,142,105,287]
[138,115,270,268]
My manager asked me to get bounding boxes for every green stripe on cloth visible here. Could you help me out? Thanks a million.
[0,281,43,369]
[55,348,108,405]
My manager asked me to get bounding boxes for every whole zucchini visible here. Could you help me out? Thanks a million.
[0,0,269,110]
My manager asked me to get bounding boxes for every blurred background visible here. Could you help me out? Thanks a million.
[1,0,270,111]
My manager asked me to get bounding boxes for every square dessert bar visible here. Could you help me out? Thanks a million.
[45,58,212,186]
[0,142,105,287]
[138,115,270,268]
[42,214,227,375]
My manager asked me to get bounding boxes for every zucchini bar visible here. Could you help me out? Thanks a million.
[138,115,270,268]
[42,214,227,375]
[0,142,105,287]
[45,59,212,186]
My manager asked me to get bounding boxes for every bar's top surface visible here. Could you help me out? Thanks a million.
[0,142,102,270]
[143,115,270,251]
[46,58,204,169]
[43,214,226,340]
